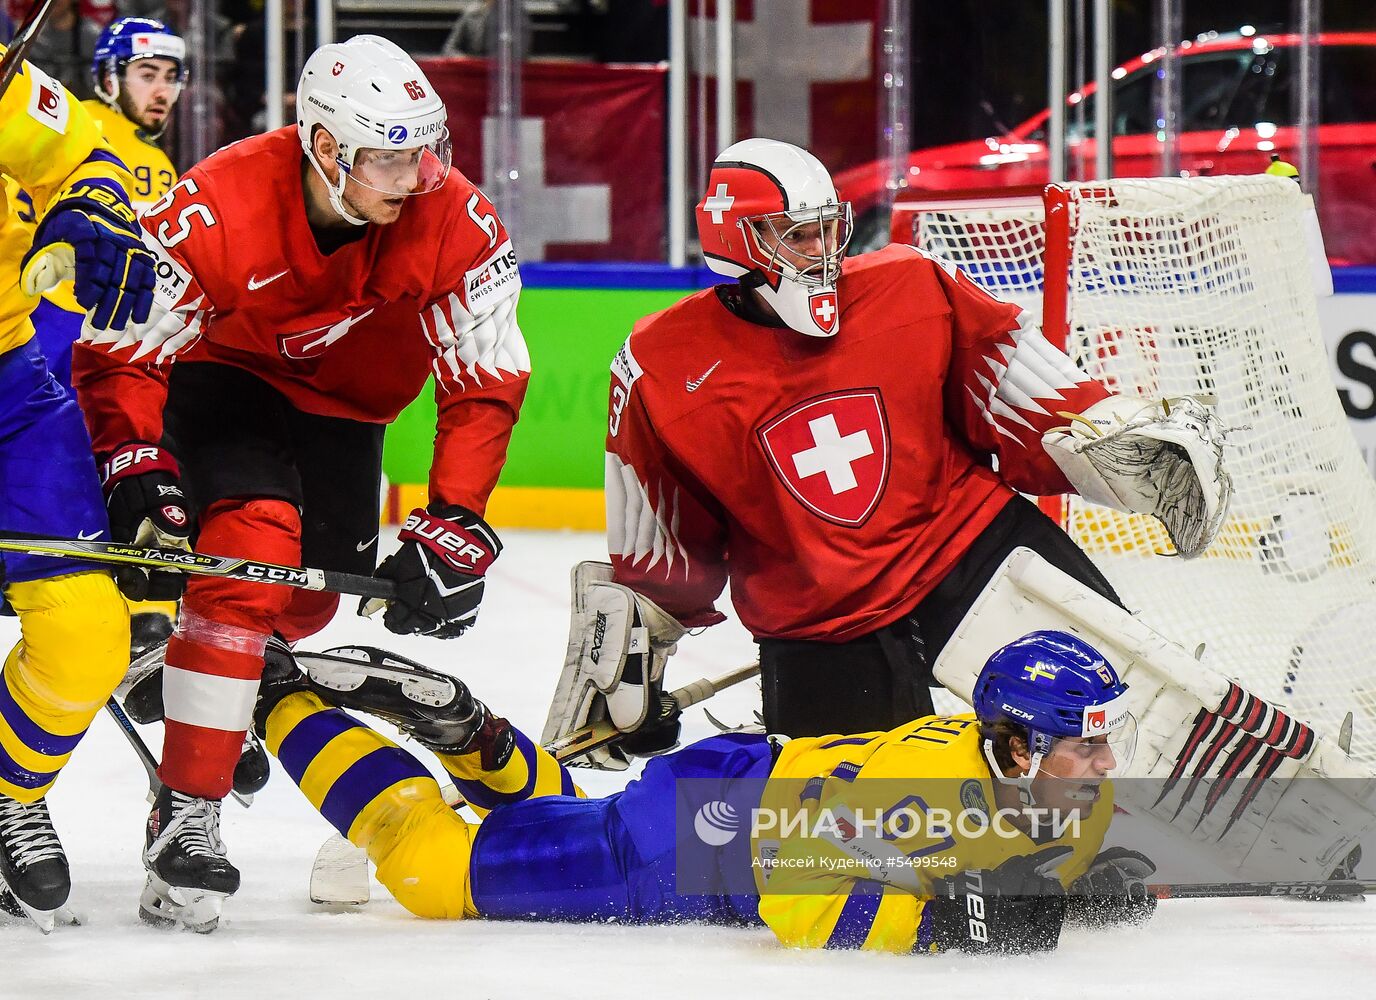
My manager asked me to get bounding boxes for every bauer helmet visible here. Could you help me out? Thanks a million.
[973,630,1136,805]
[92,17,187,134]
[297,34,451,226]
[696,138,852,338]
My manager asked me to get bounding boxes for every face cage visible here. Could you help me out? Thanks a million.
[338,128,452,198]
[741,204,853,287]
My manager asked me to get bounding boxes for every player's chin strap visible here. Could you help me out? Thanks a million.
[305,149,369,227]
[982,736,1050,809]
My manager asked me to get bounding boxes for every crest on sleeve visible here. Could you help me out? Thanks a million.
[25,64,70,135]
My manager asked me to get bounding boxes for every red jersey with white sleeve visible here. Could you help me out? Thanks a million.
[606,244,1110,642]
[72,127,529,512]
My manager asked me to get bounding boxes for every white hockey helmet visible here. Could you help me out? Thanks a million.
[696,138,852,338]
[296,34,451,225]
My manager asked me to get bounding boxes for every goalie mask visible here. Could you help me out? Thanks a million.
[297,34,452,226]
[697,138,852,338]
[973,630,1136,808]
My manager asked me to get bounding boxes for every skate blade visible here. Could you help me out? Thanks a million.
[140,875,228,934]
[305,652,457,707]
[309,835,370,906]
[0,881,78,934]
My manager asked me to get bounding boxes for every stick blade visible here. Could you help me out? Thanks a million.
[309,834,370,906]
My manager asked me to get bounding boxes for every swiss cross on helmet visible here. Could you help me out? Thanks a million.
[91,17,187,131]
[297,34,451,226]
[973,630,1136,804]
[697,138,853,339]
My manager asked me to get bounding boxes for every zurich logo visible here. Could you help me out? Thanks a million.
[693,800,741,846]
[387,124,408,144]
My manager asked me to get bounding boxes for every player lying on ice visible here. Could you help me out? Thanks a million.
[253,629,1154,955]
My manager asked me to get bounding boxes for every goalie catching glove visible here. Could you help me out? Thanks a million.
[1043,394,1232,558]
[542,561,687,770]
[20,178,156,331]
[363,504,501,639]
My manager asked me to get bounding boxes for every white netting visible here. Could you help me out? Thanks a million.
[912,176,1376,762]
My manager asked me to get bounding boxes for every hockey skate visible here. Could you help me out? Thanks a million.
[296,646,514,766]
[0,795,73,933]
[141,786,240,933]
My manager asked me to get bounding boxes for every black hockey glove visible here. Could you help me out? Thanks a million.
[20,178,156,331]
[366,503,501,639]
[925,846,1071,955]
[100,441,195,601]
[1065,847,1157,928]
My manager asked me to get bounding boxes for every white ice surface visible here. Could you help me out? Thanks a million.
[4,528,1375,998]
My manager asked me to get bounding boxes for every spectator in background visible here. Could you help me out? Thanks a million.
[443,0,531,58]
[21,0,102,98]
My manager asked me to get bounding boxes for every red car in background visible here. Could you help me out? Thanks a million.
[836,31,1376,265]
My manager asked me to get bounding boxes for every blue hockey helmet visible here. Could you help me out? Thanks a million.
[973,630,1135,801]
[92,17,187,106]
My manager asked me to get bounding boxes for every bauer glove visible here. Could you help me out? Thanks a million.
[925,846,1070,954]
[20,178,156,331]
[364,503,501,639]
[100,441,195,601]
[1065,847,1157,928]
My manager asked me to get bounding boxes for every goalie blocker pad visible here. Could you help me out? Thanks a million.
[933,547,1376,883]
[542,561,687,770]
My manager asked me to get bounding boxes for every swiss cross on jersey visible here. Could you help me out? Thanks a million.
[758,389,890,527]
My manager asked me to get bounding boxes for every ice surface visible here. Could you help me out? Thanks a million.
[3,529,1372,998]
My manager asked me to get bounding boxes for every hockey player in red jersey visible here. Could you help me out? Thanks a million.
[578,138,1229,748]
[72,35,530,930]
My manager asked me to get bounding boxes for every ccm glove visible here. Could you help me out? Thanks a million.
[1066,847,1157,928]
[925,846,1071,954]
[100,442,195,601]
[20,178,156,331]
[367,503,501,639]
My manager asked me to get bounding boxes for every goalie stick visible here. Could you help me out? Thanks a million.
[0,533,395,600]
[309,661,762,905]
[0,0,56,96]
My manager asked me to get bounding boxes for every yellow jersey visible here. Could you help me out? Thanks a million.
[753,714,1112,953]
[0,50,140,355]
[7,97,176,316]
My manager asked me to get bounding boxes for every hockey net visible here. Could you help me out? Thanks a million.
[901,176,1376,762]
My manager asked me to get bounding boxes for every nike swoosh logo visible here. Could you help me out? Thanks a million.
[356,534,378,552]
[77,529,102,541]
[248,270,288,291]
[686,360,721,392]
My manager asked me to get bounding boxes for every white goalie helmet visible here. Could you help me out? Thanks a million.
[296,34,452,225]
[696,138,853,337]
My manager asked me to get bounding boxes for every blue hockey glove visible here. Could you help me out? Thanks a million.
[20,178,156,331]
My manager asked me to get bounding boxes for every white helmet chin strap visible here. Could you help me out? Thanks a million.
[306,148,368,227]
[983,738,1047,808]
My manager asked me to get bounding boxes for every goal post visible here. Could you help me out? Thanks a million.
[897,176,1376,762]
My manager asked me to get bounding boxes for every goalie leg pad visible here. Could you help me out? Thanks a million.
[542,562,686,770]
[933,547,1376,882]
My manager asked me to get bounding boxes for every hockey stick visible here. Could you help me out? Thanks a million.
[0,0,57,96]
[309,661,762,905]
[104,698,253,808]
[545,661,761,763]
[0,533,395,600]
[1150,879,1374,900]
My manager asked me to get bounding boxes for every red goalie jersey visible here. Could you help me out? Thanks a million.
[606,244,1110,642]
[72,127,529,511]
